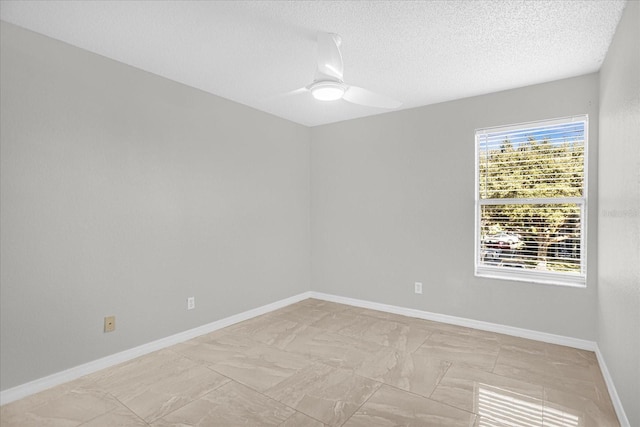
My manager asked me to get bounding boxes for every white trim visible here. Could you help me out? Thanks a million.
[309,292,629,425]
[475,115,589,135]
[475,115,589,287]
[475,267,586,288]
[595,346,631,427]
[0,292,312,406]
[1,290,629,427]
[478,197,585,205]
[309,292,596,350]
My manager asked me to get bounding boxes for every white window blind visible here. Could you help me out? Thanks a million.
[475,116,587,286]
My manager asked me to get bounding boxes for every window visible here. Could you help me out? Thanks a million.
[475,116,587,287]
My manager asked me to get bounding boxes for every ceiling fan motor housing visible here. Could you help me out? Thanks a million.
[309,80,346,101]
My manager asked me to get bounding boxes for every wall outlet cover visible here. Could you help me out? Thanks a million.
[104,316,115,333]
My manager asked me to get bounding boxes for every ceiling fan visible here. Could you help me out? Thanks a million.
[285,32,402,109]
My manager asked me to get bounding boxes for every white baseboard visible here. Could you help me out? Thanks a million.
[0,292,312,406]
[1,290,629,427]
[595,346,631,427]
[309,292,629,425]
[310,292,596,350]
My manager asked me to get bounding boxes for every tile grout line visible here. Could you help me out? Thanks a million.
[205,362,329,427]
[337,377,385,427]
[141,366,233,424]
[427,357,453,399]
[109,394,150,426]
[491,345,502,373]
[2,298,621,426]
[74,404,119,427]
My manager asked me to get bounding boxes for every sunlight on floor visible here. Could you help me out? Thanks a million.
[476,383,581,427]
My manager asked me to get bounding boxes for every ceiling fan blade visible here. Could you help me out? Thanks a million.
[343,86,402,109]
[283,87,309,97]
[267,86,309,101]
[316,32,344,80]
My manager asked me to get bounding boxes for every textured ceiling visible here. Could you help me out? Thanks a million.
[0,0,627,127]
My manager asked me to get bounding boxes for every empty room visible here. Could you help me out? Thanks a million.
[0,1,638,426]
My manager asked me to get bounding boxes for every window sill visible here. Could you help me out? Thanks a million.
[475,266,586,288]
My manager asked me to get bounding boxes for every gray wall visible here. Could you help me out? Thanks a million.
[311,74,599,340]
[598,1,640,425]
[2,8,637,422]
[0,22,311,390]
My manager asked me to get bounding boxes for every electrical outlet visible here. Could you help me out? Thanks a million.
[414,282,423,294]
[187,297,195,310]
[104,316,115,333]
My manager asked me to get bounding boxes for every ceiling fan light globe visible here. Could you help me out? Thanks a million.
[310,82,345,101]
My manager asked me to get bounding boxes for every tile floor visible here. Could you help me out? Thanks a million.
[0,299,620,426]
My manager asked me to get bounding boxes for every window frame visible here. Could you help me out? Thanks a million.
[474,115,588,288]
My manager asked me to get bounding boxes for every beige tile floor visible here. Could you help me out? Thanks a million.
[0,299,620,426]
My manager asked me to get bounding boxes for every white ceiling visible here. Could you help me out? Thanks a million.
[0,0,627,127]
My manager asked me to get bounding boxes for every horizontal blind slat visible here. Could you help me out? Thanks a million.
[476,116,587,284]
